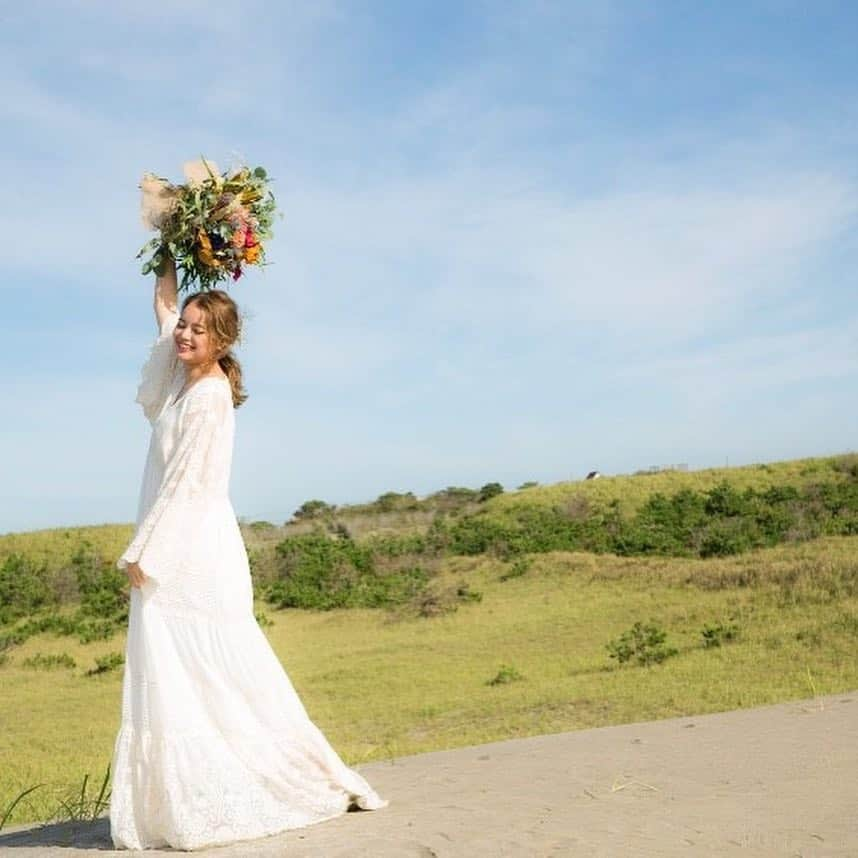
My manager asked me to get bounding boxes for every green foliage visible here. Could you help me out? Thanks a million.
[486,664,524,685]
[254,611,274,628]
[71,543,128,624]
[0,553,54,624]
[405,580,482,618]
[6,457,858,634]
[86,652,124,676]
[373,491,419,512]
[499,556,533,582]
[478,482,504,502]
[606,622,679,666]
[292,499,337,521]
[265,533,429,610]
[21,652,77,670]
[447,475,858,561]
[455,583,482,603]
[51,765,111,823]
[0,783,45,831]
[365,532,429,557]
[426,486,480,512]
[0,541,127,656]
[701,622,739,648]
[138,162,278,292]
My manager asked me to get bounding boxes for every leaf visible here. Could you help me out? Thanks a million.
[253,166,267,179]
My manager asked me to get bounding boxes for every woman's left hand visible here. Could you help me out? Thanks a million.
[125,560,149,588]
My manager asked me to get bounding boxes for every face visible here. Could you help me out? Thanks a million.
[174,302,220,369]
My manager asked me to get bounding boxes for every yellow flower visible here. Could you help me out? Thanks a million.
[197,229,221,268]
[244,244,261,264]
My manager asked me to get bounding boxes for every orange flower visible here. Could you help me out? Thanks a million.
[231,226,248,249]
[244,244,261,264]
[197,229,221,268]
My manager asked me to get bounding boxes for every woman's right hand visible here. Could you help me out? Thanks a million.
[125,560,149,589]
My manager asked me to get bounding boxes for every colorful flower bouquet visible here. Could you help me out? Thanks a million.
[137,158,278,292]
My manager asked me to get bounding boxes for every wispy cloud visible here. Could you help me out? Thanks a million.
[3,1,858,532]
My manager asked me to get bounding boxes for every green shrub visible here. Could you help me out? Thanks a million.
[22,652,77,670]
[607,622,678,666]
[86,652,124,676]
[455,582,482,603]
[499,556,533,582]
[486,664,524,685]
[701,622,739,648]
[254,611,274,628]
[51,765,111,823]
[265,533,429,610]
[373,491,419,512]
[478,482,504,502]
[72,543,128,623]
[292,499,336,521]
[0,554,54,624]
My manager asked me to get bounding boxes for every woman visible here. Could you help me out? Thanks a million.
[110,258,388,851]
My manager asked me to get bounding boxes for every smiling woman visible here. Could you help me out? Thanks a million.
[173,302,245,414]
[109,260,388,850]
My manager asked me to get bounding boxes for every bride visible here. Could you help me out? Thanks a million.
[109,257,388,850]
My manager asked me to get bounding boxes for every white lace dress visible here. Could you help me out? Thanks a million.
[109,309,388,851]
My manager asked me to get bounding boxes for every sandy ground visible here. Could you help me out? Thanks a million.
[1,691,855,857]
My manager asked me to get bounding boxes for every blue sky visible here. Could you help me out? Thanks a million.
[2,1,857,534]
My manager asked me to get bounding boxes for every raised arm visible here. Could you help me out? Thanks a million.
[154,253,179,330]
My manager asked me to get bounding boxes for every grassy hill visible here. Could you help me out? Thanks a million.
[2,453,853,571]
[1,453,856,828]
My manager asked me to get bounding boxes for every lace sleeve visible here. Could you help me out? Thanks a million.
[135,309,181,424]
[117,386,229,581]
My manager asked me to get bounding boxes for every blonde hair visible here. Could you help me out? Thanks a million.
[181,290,248,408]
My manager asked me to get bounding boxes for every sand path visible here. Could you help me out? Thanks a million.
[2,691,855,857]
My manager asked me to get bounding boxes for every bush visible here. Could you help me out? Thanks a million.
[486,664,524,685]
[701,622,739,648]
[425,486,480,513]
[72,543,128,623]
[292,500,336,521]
[86,651,124,676]
[606,622,678,666]
[499,556,532,582]
[373,491,419,512]
[0,554,54,624]
[478,482,504,502]
[265,533,429,610]
[22,652,77,670]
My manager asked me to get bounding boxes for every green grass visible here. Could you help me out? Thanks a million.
[2,532,856,828]
[488,453,853,516]
[2,455,849,565]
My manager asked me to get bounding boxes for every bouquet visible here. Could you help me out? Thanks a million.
[137,157,278,292]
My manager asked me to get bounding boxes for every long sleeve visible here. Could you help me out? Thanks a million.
[117,387,230,582]
[136,310,181,424]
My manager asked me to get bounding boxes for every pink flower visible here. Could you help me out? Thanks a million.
[231,226,248,249]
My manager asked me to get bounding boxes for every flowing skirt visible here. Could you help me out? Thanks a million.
[109,535,387,850]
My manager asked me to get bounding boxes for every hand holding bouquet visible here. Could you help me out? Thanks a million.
[137,158,278,292]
